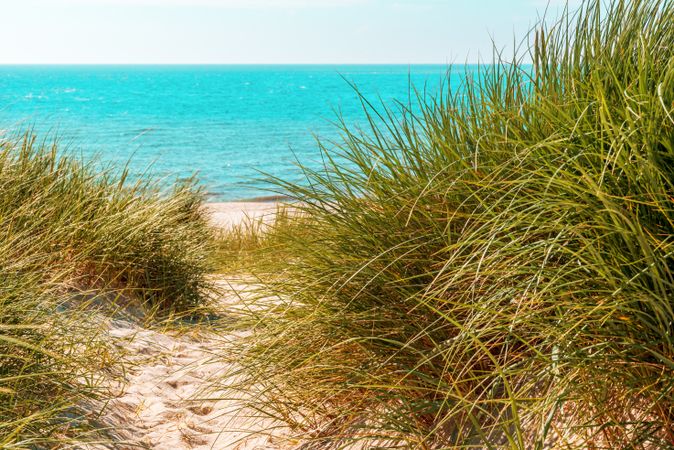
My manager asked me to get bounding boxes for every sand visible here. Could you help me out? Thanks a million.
[204,202,284,230]
[89,203,298,449]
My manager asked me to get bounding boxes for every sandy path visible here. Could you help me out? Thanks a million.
[88,203,298,449]
[91,279,295,450]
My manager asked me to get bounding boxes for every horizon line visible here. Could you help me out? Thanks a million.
[0,62,476,66]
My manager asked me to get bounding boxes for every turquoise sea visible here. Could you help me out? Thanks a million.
[0,65,456,200]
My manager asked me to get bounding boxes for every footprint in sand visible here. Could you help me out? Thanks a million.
[91,280,297,450]
[166,379,183,389]
[185,420,213,434]
[161,409,186,421]
[187,405,214,416]
[180,430,209,447]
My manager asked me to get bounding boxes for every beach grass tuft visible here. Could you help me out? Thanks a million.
[0,134,214,446]
[226,0,674,447]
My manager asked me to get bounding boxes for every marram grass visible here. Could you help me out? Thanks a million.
[0,134,214,446]
[226,0,674,448]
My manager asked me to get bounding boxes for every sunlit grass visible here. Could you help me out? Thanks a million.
[0,134,215,446]
[225,0,674,447]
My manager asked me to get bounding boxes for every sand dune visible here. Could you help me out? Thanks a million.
[86,204,297,449]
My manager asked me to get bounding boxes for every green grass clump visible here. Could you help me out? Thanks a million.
[0,135,214,310]
[0,134,214,446]
[230,0,674,447]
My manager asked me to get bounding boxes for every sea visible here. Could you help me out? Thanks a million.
[0,65,459,200]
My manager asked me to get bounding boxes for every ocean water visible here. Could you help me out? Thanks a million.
[0,65,458,200]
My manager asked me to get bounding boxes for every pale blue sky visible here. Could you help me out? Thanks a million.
[0,0,578,64]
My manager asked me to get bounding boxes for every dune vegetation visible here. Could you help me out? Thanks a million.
[226,0,674,448]
[0,135,214,447]
[2,0,674,448]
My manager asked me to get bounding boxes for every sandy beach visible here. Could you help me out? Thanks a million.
[204,201,283,229]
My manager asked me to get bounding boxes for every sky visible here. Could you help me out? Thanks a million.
[0,0,580,64]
